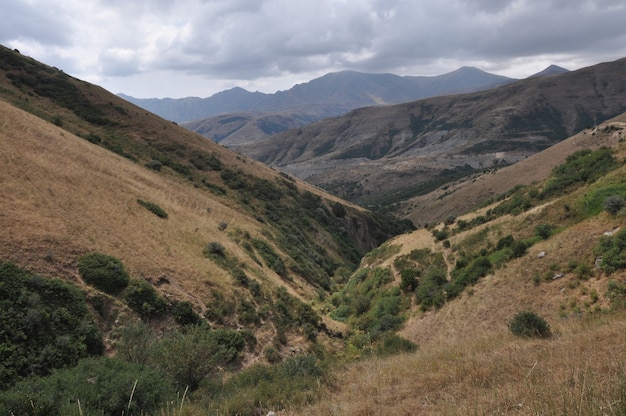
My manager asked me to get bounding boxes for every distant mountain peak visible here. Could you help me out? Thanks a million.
[529,65,570,78]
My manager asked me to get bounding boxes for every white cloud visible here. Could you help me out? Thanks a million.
[2,0,625,97]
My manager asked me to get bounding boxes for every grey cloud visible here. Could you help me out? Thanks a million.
[3,0,626,97]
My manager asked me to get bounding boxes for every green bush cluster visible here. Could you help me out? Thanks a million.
[330,267,409,338]
[77,252,130,295]
[0,261,103,389]
[152,326,245,390]
[0,357,174,416]
[541,147,618,199]
[123,279,168,319]
[137,198,168,219]
[212,355,328,414]
[509,311,551,338]
[595,228,626,275]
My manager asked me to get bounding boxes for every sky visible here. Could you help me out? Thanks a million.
[2,0,626,98]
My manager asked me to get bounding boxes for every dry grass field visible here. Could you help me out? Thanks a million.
[293,311,626,415]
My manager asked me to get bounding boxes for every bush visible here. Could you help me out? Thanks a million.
[123,279,167,319]
[509,311,551,338]
[137,199,168,219]
[172,300,202,326]
[535,223,555,240]
[595,228,626,275]
[116,322,157,365]
[604,195,625,215]
[0,357,174,416]
[205,241,226,257]
[0,261,103,389]
[376,333,418,356]
[77,252,130,295]
[152,326,244,390]
[145,159,162,171]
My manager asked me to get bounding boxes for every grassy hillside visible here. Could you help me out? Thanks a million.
[0,45,412,372]
[287,123,626,414]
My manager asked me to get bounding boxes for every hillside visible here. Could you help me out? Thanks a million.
[234,57,626,218]
[289,116,626,414]
[0,44,413,360]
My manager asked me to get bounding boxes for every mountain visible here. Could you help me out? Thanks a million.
[121,67,515,125]
[529,64,570,78]
[233,57,626,224]
[178,67,515,146]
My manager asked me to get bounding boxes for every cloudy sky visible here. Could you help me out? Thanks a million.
[2,0,626,98]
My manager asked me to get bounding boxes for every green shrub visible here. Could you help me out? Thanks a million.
[535,224,555,240]
[146,159,162,171]
[152,326,244,390]
[172,300,202,326]
[376,333,418,356]
[509,311,551,338]
[116,322,157,365]
[123,279,167,319]
[541,147,618,198]
[204,241,226,257]
[77,252,130,295]
[264,345,282,363]
[137,198,168,218]
[332,202,347,218]
[604,195,625,215]
[595,228,626,275]
[0,261,103,389]
[0,357,174,416]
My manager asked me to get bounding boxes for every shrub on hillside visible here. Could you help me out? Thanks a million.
[509,311,551,338]
[77,252,130,295]
[603,195,625,216]
[376,333,418,356]
[0,357,174,416]
[123,279,167,319]
[0,261,103,389]
[137,198,168,219]
[595,228,626,275]
[172,300,202,326]
[535,223,555,240]
[152,326,245,390]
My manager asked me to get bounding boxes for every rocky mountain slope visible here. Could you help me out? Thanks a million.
[234,57,626,218]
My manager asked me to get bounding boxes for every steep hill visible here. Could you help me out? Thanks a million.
[0,45,411,354]
[235,57,626,217]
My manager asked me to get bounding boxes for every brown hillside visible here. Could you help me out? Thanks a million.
[405,112,626,226]
[1,98,263,304]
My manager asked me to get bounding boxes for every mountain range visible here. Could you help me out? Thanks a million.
[230,57,626,224]
[120,66,521,123]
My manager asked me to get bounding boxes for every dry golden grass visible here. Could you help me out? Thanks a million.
[294,311,626,415]
[0,99,277,311]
